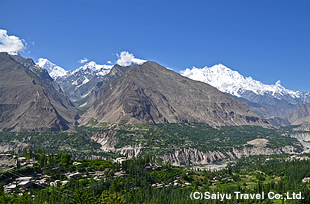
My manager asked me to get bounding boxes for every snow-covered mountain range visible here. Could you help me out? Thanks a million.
[36,51,146,104]
[66,61,113,90]
[71,61,112,77]
[37,53,310,121]
[37,59,113,102]
[181,64,310,118]
[181,64,308,100]
[37,59,112,81]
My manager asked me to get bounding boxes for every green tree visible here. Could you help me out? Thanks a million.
[98,190,125,204]
[70,189,96,204]
[39,153,47,168]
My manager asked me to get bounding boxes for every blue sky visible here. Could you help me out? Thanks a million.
[1,0,310,91]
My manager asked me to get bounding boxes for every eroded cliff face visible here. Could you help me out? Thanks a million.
[158,146,299,166]
[293,124,310,131]
[91,132,302,166]
[158,148,231,166]
[0,140,27,153]
[290,132,310,141]
[91,132,142,157]
[232,146,297,159]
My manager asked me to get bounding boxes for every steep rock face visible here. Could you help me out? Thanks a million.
[91,132,141,157]
[82,61,269,126]
[0,52,77,131]
[288,132,310,153]
[84,64,130,109]
[158,146,300,166]
[232,146,297,158]
[91,131,301,166]
[158,148,231,166]
[287,103,310,125]
[293,124,310,131]
[0,140,28,153]
[290,132,310,142]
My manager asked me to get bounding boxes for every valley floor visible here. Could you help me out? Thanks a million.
[1,153,310,203]
[1,124,310,203]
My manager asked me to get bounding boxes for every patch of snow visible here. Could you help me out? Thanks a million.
[76,77,90,88]
[82,77,89,85]
[72,80,78,85]
[79,89,93,99]
[79,102,88,107]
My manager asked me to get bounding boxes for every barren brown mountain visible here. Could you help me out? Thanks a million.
[287,103,310,125]
[81,61,269,126]
[0,52,77,131]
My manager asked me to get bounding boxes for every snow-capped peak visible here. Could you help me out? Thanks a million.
[180,64,302,99]
[71,61,113,76]
[37,58,67,80]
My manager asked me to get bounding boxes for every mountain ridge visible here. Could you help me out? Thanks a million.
[287,103,310,125]
[81,61,269,126]
[0,52,77,131]
[181,64,309,101]
[181,64,310,119]
[37,59,113,103]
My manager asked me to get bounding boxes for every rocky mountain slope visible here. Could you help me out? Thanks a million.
[83,64,131,109]
[81,61,269,126]
[0,52,77,131]
[181,64,310,119]
[287,103,310,125]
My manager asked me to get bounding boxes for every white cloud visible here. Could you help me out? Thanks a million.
[78,57,88,64]
[116,51,146,66]
[0,29,26,55]
[107,60,112,64]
